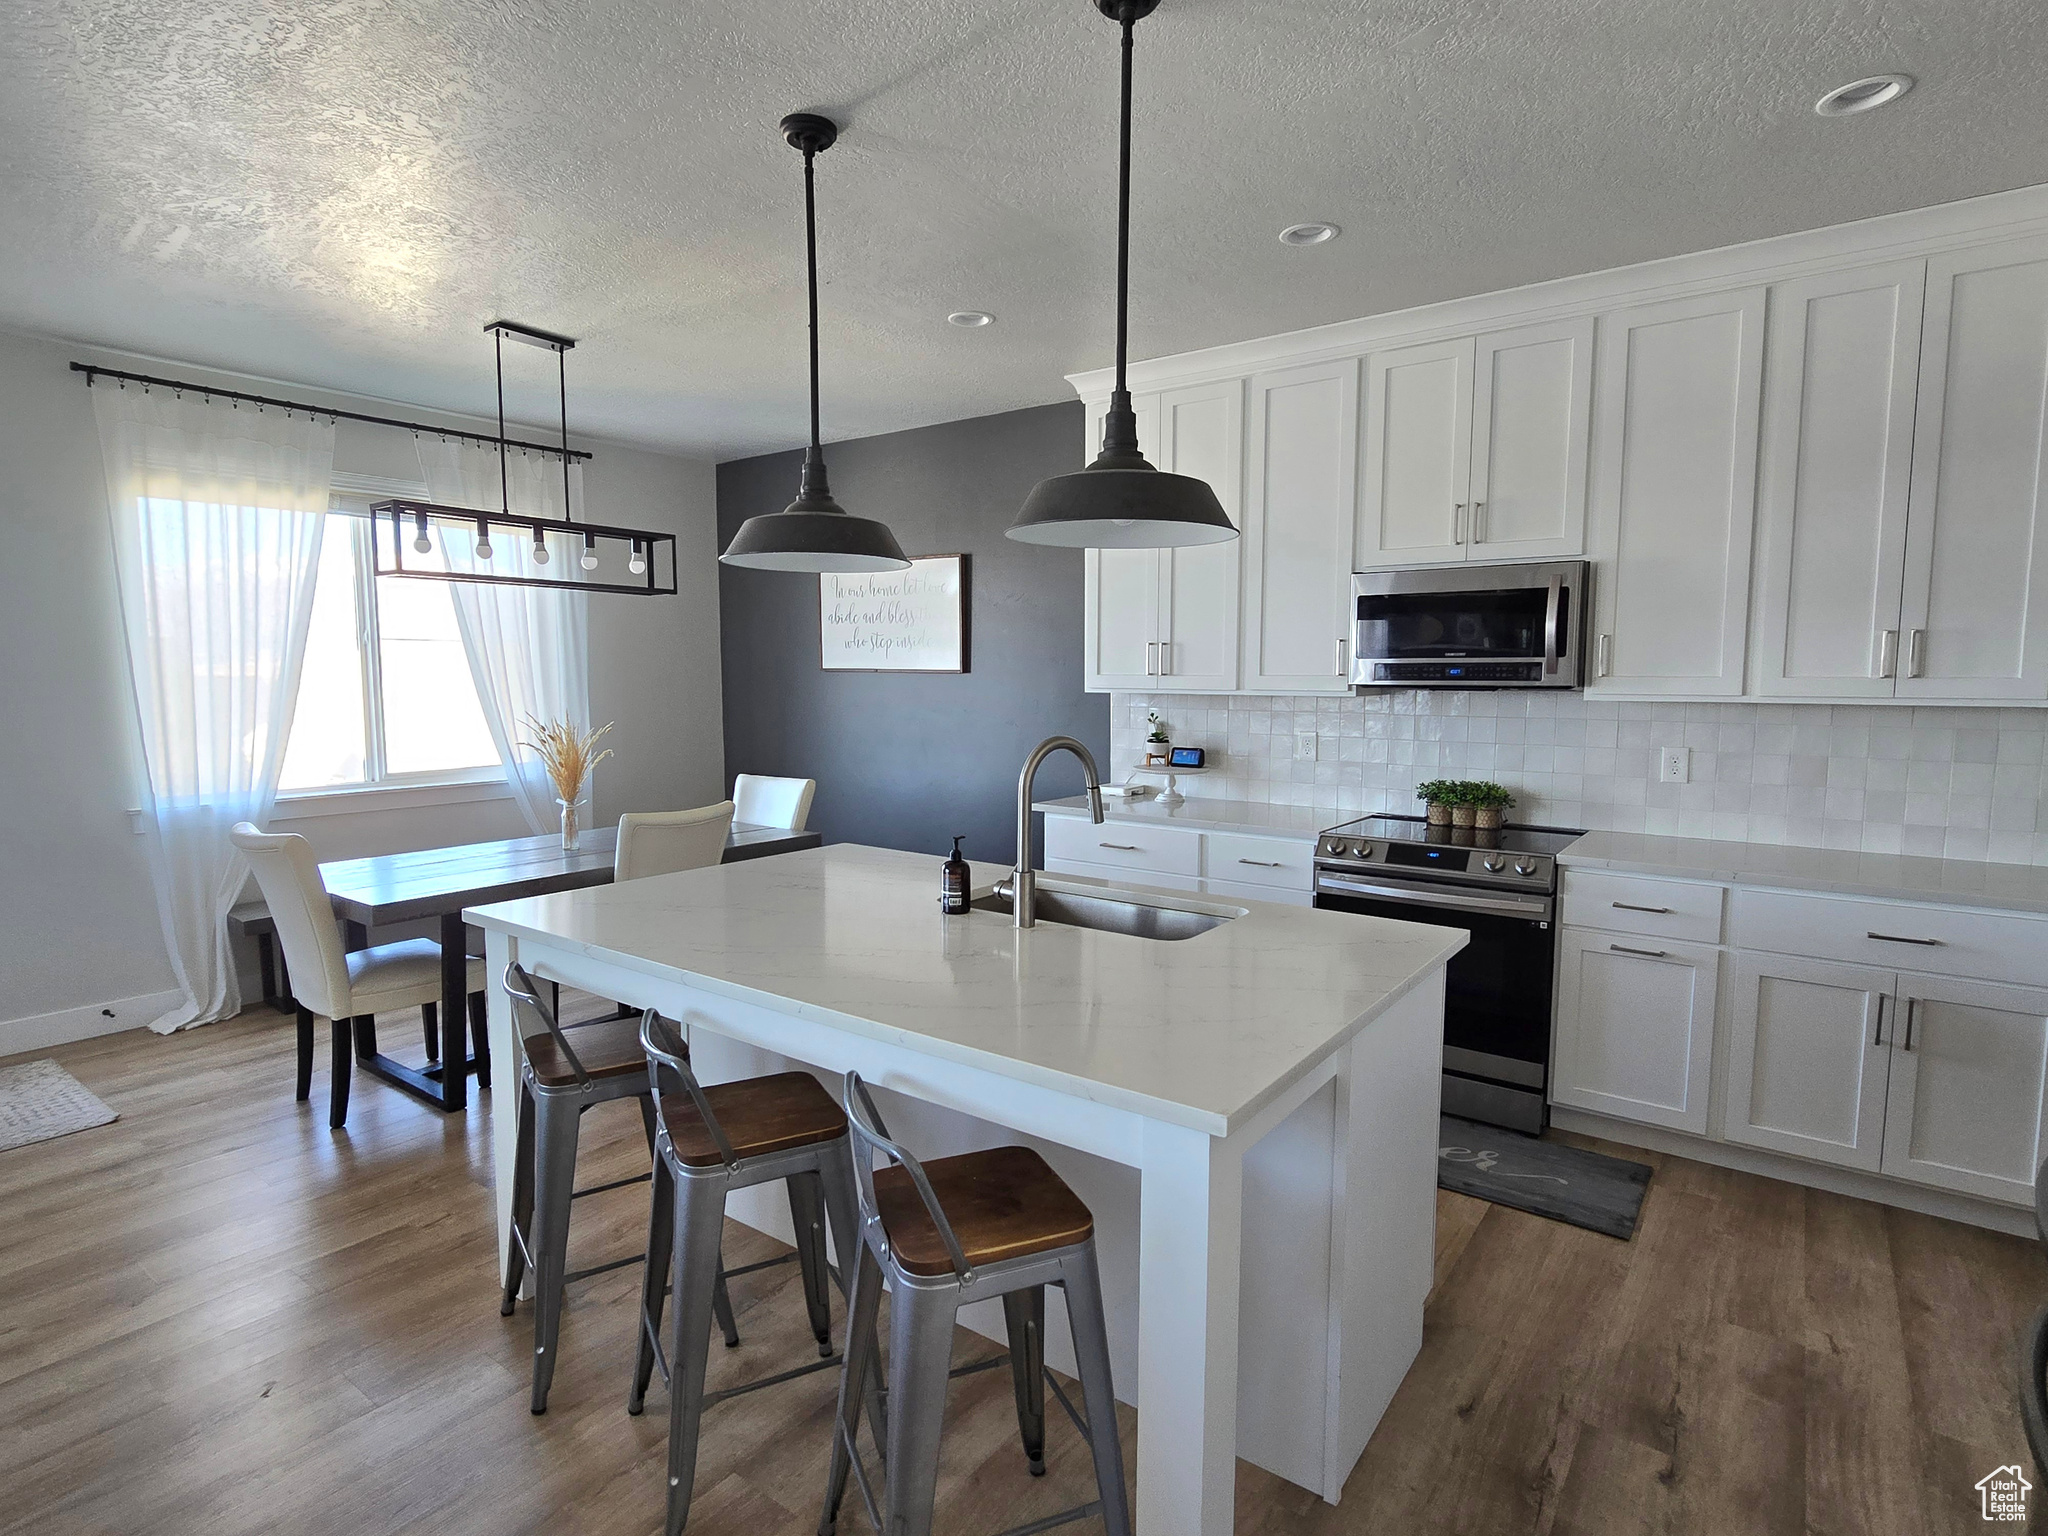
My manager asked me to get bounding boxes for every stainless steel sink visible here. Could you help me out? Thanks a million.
[973,883,1239,941]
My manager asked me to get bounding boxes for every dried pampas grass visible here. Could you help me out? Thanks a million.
[519,716,614,803]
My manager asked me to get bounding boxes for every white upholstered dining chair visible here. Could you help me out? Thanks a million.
[732,774,815,832]
[614,801,736,882]
[230,822,485,1129]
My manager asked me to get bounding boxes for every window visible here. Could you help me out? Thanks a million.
[279,508,500,793]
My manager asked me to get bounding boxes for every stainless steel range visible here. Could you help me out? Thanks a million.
[1313,814,1584,1135]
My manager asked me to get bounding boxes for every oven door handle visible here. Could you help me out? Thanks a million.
[1316,872,1552,921]
[1542,572,1564,677]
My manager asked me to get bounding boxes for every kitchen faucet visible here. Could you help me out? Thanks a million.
[1001,736,1104,928]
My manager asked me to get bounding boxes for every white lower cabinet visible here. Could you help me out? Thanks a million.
[1878,972,2048,1204]
[1723,953,1892,1172]
[1559,876,2048,1213]
[1552,927,1719,1134]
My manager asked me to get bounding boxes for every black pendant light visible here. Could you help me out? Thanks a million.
[722,114,911,573]
[1008,0,1237,550]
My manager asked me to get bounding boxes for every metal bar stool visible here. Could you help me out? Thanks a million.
[818,1072,1132,1536]
[630,1009,861,1536]
[500,963,741,1414]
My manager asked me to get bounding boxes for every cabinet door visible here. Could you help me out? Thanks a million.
[1082,396,1164,691]
[1468,317,1593,561]
[1357,337,1472,566]
[1155,382,1243,692]
[1587,288,1765,696]
[1749,263,1924,699]
[1881,973,2048,1205]
[1552,927,1719,1134]
[1723,954,1894,1172]
[1896,238,2048,701]
[1242,359,1360,692]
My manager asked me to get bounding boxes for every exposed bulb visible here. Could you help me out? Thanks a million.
[628,540,647,576]
[475,535,494,560]
[412,513,432,554]
[580,534,599,571]
[531,530,550,566]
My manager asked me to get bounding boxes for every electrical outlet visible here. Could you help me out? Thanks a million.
[1659,746,1690,784]
[1295,732,1320,762]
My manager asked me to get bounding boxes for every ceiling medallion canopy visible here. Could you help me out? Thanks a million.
[721,113,912,573]
[1007,0,1239,551]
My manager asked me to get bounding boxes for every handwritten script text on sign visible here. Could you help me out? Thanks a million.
[820,556,963,671]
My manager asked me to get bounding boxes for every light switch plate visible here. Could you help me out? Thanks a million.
[1659,746,1690,784]
[1295,732,1320,762]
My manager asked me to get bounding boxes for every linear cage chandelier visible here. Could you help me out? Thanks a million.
[371,321,678,596]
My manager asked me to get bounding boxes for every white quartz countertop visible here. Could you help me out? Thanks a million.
[1560,831,2048,916]
[1034,794,1328,840]
[466,844,1463,1136]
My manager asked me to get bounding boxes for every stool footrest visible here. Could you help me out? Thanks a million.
[571,1170,652,1200]
[700,1350,841,1407]
[562,1250,644,1285]
[721,1250,799,1280]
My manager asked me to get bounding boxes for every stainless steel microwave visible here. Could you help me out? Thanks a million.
[1350,561,1590,689]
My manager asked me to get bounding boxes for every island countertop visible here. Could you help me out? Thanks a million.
[466,842,1463,1136]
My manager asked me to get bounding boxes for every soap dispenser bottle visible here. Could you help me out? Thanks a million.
[940,836,971,915]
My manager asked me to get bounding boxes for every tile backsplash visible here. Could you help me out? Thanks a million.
[1111,691,2048,866]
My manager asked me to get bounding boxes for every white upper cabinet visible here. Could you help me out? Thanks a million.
[1468,317,1594,561]
[1083,396,1164,691]
[1358,338,1471,566]
[1157,382,1243,692]
[1243,359,1359,692]
[1750,262,1925,699]
[1587,288,1766,696]
[1896,237,2048,701]
[1354,319,1592,569]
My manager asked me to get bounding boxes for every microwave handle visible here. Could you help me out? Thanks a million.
[1542,573,1564,677]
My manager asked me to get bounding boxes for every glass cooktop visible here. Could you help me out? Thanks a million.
[1319,813,1584,858]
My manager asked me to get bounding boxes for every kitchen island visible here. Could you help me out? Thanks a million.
[466,843,1464,1534]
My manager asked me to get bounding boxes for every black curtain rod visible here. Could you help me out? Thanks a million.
[68,361,595,463]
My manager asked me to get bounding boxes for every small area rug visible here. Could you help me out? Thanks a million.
[1438,1114,1652,1240]
[0,1059,119,1153]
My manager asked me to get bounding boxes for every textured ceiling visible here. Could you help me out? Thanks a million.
[3,0,2045,460]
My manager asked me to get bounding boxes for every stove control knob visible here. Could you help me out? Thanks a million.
[1356,843,1375,859]
[1514,858,1538,877]
[1482,855,1507,873]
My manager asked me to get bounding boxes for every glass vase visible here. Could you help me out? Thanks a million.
[558,797,581,852]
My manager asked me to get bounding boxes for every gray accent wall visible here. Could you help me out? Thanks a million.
[718,401,1107,867]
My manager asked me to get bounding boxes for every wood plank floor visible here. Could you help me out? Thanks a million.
[2,1003,2042,1534]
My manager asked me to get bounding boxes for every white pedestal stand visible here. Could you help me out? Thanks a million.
[1132,763,1212,807]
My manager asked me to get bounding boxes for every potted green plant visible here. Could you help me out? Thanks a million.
[1462,781,1517,830]
[1145,710,1171,765]
[1414,780,1464,826]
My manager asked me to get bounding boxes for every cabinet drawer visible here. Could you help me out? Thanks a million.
[1044,857,1201,894]
[1202,875,1312,908]
[1731,888,2048,989]
[1562,870,1726,944]
[1205,832,1315,891]
[1044,817,1202,878]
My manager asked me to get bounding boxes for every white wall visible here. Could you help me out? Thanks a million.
[0,326,724,1050]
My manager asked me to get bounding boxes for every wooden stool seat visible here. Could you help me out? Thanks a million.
[874,1145,1094,1277]
[522,1015,650,1087]
[658,1071,847,1168]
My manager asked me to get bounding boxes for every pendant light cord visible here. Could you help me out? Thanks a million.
[1115,7,1134,403]
[495,328,511,518]
[559,345,574,523]
[805,145,823,457]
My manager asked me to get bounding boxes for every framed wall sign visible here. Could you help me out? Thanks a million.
[819,553,969,673]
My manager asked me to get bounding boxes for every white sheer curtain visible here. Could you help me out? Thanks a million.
[416,438,592,832]
[93,384,336,1032]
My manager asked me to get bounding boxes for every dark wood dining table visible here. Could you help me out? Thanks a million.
[316,822,823,1113]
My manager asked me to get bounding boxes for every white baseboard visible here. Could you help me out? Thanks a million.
[0,988,182,1060]
[1548,1106,2036,1239]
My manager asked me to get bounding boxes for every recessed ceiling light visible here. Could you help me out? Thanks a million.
[1814,73,1913,116]
[947,310,994,328]
[1279,222,1340,247]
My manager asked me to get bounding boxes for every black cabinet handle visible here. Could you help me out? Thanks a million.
[1612,901,1673,914]
[1867,931,1943,946]
[1609,943,1668,959]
